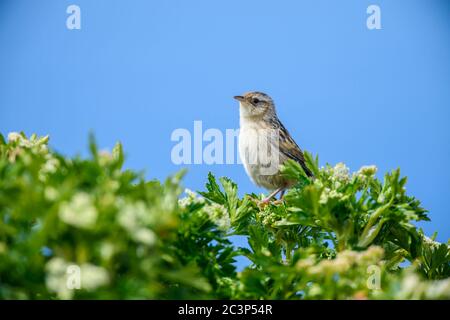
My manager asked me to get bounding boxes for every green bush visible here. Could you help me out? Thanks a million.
[0,132,449,299]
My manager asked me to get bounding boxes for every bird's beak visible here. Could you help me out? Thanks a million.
[233,95,244,102]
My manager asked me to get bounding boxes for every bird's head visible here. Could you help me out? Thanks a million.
[233,91,276,118]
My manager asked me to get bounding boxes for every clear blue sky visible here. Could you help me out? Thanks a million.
[1,0,449,247]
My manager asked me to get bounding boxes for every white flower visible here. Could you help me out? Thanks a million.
[185,188,198,198]
[425,278,450,299]
[306,248,384,277]
[313,178,324,188]
[59,193,98,229]
[203,203,231,230]
[319,188,343,204]
[358,165,378,177]
[360,246,384,262]
[7,132,22,143]
[332,163,350,183]
[45,258,73,300]
[45,258,110,299]
[79,263,110,291]
[7,132,49,151]
[39,155,60,181]
[323,163,350,189]
[422,235,447,249]
[398,274,421,299]
[354,165,378,185]
[134,228,157,246]
[100,242,115,260]
[117,201,149,231]
[42,157,60,174]
[395,271,450,299]
[178,188,205,207]
[44,187,59,201]
[319,187,331,204]
[117,201,157,246]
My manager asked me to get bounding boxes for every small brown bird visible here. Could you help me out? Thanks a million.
[234,91,313,203]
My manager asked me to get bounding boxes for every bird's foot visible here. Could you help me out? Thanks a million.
[254,197,272,209]
[272,199,284,205]
[254,196,284,208]
[252,187,287,208]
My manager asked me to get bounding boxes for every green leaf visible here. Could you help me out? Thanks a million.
[198,172,226,204]
[112,141,124,169]
[280,159,311,186]
[304,151,320,177]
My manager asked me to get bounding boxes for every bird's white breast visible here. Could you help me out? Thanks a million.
[238,116,283,190]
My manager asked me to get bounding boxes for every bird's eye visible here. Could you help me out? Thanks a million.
[252,98,260,104]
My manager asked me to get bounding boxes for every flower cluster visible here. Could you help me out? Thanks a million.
[179,189,231,231]
[118,200,157,246]
[45,257,109,299]
[324,162,350,188]
[300,246,384,276]
[59,193,98,229]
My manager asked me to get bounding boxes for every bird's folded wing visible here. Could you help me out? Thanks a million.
[276,122,313,177]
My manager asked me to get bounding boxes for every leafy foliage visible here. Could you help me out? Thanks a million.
[0,133,449,299]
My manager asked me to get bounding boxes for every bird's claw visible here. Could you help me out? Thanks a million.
[252,197,270,209]
[254,197,284,209]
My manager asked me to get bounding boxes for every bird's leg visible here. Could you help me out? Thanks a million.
[271,188,288,205]
[260,187,284,205]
